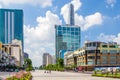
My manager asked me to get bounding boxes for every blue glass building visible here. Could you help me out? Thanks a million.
[55,25,81,59]
[0,9,23,47]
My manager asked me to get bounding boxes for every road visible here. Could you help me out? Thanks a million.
[0,72,17,80]
[31,70,119,80]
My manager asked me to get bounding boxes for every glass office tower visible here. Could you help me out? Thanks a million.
[55,25,81,59]
[0,9,23,47]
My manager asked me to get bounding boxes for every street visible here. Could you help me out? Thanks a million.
[31,70,119,80]
[0,72,17,80]
[0,70,119,80]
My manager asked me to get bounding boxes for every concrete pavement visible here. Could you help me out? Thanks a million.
[0,72,17,80]
[31,70,120,80]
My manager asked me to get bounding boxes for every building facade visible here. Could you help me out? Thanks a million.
[65,41,120,71]
[0,49,16,67]
[43,53,52,66]
[0,9,23,47]
[2,39,23,66]
[55,25,81,59]
[24,52,29,59]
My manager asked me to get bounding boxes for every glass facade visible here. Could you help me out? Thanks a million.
[0,9,23,47]
[55,25,81,58]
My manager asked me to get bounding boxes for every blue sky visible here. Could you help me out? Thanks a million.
[0,0,120,67]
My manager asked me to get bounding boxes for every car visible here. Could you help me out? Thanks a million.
[15,69,19,72]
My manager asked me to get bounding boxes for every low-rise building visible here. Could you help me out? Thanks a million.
[1,39,23,66]
[65,41,120,71]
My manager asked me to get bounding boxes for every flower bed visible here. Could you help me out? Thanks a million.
[6,71,32,80]
[92,70,120,79]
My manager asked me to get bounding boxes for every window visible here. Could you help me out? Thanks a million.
[109,50,117,54]
[87,50,95,54]
[97,56,100,59]
[102,56,107,64]
[102,50,108,54]
[93,43,96,47]
[71,28,74,31]
[58,31,62,36]
[88,56,95,59]
[75,32,78,35]
[110,56,116,64]
[97,60,100,64]
[88,61,94,65]
[63,27,66,30]
[71,32,74,35]
[74,28,78,31]
[109,45,116,48]
[58,26,61,30]
[67,27,70,31]
[102,45,108,48]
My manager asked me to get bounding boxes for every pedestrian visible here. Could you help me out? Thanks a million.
[49,70,51,73]
[44,70,46,73]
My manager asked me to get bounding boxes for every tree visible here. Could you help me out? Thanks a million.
[24,58,33,71]
[57,58,64,68]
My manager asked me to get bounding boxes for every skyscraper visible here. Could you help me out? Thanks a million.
[69,3,74,26]
[55,3,80,59]
[0,9,23,47]
[55,25,81,59]
[43,53,52,66]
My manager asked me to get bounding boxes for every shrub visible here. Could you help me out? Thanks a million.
[6,71,32,80]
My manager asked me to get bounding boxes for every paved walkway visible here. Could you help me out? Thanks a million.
[0,72,17,80]
[31,70,119,80]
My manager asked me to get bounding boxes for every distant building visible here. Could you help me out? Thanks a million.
[24,52,29,59]
[65,41,120,71]
[52,55,56,64]
[0,9,24,50]
[43,53,52,66]
[55,25,81,59]
[69,3,74,25]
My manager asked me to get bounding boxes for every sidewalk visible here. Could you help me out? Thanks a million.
[65,70,93,74]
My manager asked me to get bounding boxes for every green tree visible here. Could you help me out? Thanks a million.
[24,58,33,71]
[57,58,64,68]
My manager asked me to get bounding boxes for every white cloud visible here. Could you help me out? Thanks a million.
[97,33,120,44]
[24,11,62,67]
[106,0,116,8]
[82,12,103,30]
[61,0,103,31]
[0,0,53,7]
[0,4,2,8]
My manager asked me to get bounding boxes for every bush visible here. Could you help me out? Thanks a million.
[6,71,32,80]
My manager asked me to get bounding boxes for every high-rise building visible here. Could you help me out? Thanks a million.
[55,25,81,59]
[69,3,74,26]
[0,9,23,48]
[43,53,52,66]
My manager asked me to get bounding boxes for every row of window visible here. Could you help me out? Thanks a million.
[77,62,85,66]
[102,50,120,54]
[57,26,80,31]
[85,43,100,47]
[102,45,118,48]
[57,31,80,36]
[77,58,84,61]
